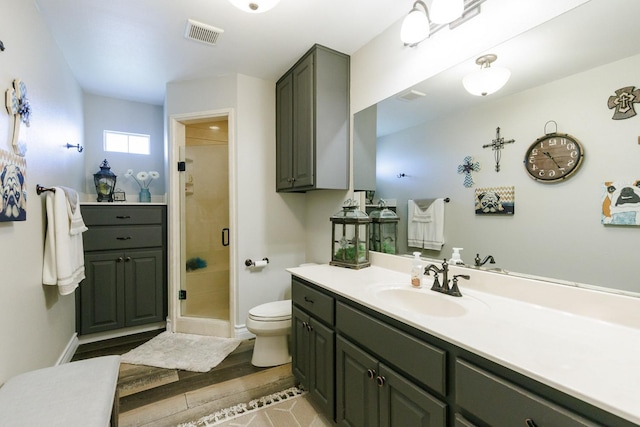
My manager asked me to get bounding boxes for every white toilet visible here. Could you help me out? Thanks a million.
[246,299,292,367]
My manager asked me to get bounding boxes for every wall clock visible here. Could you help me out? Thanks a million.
[524,132,584,183]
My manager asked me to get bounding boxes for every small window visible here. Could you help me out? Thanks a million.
[104,130,150,155]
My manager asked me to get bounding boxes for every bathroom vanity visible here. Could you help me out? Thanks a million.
[288,256,640,427]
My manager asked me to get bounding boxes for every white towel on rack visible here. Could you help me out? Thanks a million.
[42,187,87,295]
[407,198,445,250]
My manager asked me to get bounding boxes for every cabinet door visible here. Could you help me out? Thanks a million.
[291,53,314,188]
[276,72,294,191]
[378,363,447,427]
[124,249,164,327]
[80,251,125,334]
[336,336,379,427]
[310,317,335,420]
[292,306,311,388]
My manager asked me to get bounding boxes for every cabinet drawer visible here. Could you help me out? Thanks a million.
[292,279,334,326]
[455,359,599,427]
[336,302,446,396]
[81,205,164,226]
[83,225,163,251]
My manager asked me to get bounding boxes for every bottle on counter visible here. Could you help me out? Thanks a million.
[411,251,423,288]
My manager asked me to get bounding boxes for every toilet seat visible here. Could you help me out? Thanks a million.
[248,300,291,322]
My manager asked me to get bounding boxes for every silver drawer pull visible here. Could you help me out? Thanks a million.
[115,215,131,219]
[116,236,132,240]
[304,296,314,304]
[376,376,386,387]
[525,419,537,427]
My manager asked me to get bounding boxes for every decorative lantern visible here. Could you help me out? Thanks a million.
[93,159,117,202]
[330,199,371,269]
[369,200,399,254]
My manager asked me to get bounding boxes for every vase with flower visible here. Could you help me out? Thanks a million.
[124,169,160,202]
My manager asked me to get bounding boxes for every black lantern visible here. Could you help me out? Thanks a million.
[93,159,117,202]
[369,200,399,254]
[330,199,371,269]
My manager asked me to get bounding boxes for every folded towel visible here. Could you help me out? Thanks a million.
[412,198,435,222]
[61,187,88,235]
[43,187,87,295]
[408,198,445,250]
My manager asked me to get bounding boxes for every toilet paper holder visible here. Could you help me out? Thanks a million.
[245,257,269,268]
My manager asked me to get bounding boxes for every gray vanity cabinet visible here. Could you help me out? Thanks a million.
[78,205,167,335]
[291,278,335,419]
[336,302,447,427]
[276,44,350,192]
[455,359,600,427]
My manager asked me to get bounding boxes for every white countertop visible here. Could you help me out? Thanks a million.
[287,258,640,425]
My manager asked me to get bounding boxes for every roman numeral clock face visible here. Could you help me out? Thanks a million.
[524,133,584,183]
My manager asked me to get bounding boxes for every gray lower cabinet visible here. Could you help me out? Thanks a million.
[291,279,335,419]
[455,359,599,427]
[291,276,634,427]
[78,205,167,335]
[336,335,446,427]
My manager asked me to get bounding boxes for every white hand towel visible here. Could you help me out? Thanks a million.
[43,187,87,295]
[408,198,445,250]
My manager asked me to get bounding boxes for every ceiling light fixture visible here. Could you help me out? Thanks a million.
[228,0,280,13]
[400,0,464,47]
[462,54,511,96]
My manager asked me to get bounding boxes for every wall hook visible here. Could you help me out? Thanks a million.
[397,173,406,178]
[66,143,84,152]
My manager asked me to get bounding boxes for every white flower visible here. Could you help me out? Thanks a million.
[136,171,149,181]
[124,169,134,178]
[149,171,160,179]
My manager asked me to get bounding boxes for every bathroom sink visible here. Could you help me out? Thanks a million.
[374,287,468,317]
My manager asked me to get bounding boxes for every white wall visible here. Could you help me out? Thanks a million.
[0,0,85,382]
[166,74,306,329]
[83,94,165,200]
[376,53,640,292]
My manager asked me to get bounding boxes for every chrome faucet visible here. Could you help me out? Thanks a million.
[475,253,496,267]
[424,259,469,297]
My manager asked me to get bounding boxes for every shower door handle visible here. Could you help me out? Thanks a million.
[222,228,230,247]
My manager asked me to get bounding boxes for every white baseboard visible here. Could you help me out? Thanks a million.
[56,333,79,366]
[234,324,254,340]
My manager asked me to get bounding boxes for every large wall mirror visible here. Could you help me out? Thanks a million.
[354,0,640,295]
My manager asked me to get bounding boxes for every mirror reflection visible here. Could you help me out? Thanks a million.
[354,0,640,294]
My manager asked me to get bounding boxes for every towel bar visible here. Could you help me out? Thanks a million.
[36,184,55,195]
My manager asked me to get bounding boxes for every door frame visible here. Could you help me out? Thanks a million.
[168,108,237,337]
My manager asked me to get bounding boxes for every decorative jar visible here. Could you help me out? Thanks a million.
[369,200,399,254]
[139,188,151,203]
[330,200,371,269]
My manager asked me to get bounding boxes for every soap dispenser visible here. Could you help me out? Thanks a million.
[411,252,423,287]
[450,248,464,265]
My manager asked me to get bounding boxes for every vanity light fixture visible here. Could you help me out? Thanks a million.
[462,54,511,96]
[228,0,280,13]
[430,0,464,24]
[400,1,431,47]
[400,0,465,47]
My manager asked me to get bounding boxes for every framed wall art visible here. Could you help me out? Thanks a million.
[0,148,27,222]
[602,180,640,225]
[475,186,515,215]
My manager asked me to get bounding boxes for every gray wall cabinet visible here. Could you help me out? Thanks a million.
[276,44,350,192]
[290,276,635,427]
[78,205,167,335]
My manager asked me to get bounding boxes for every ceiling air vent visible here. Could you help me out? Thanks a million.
[184,19,224,46]
[397,89,426,102]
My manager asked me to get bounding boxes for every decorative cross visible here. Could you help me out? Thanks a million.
[607,86,640,120]
[457,156,480,188]
[5,79,30,156]
[482,127,515,172]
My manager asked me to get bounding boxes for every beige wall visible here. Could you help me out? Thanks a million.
[0,0,85,382]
